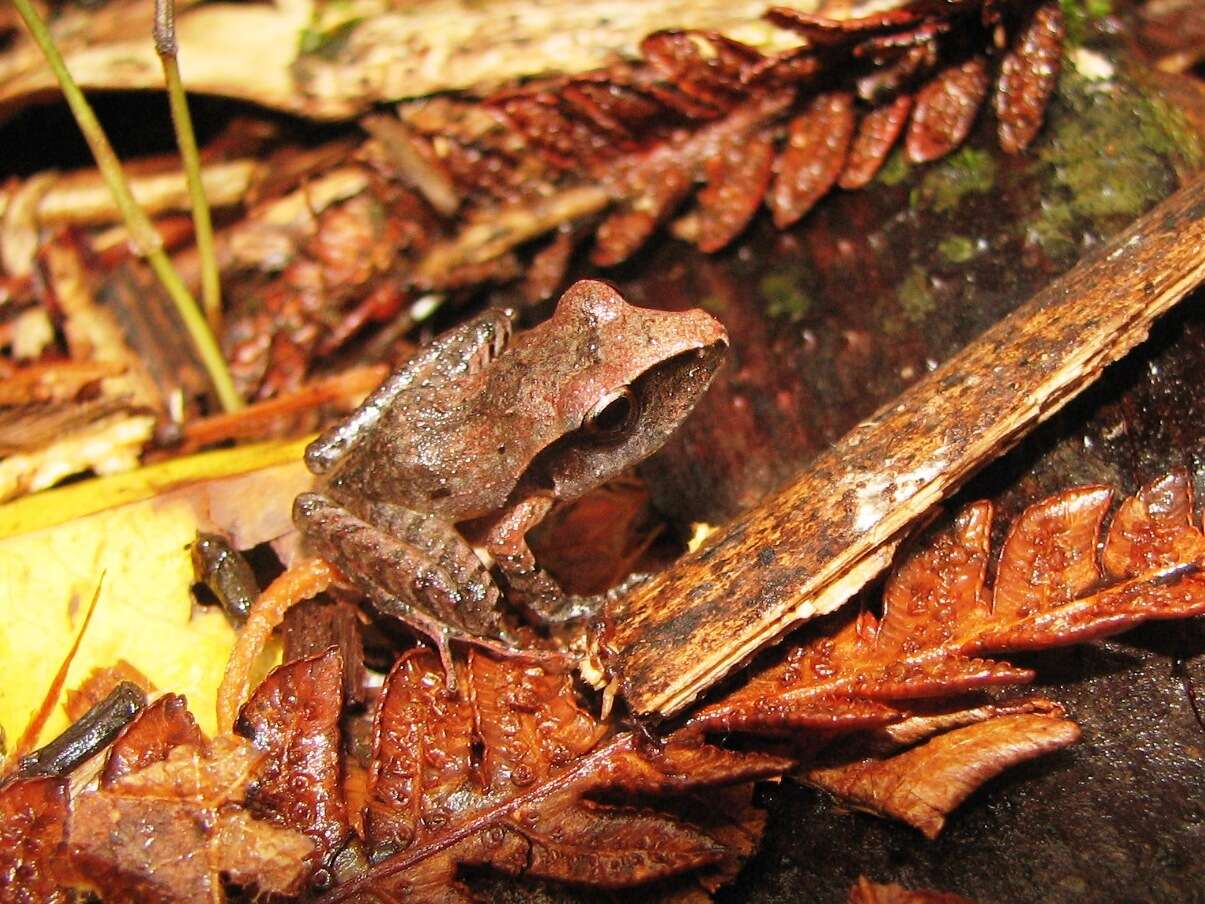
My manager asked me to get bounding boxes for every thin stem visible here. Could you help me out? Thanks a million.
[12,0,243,413]
[155,0,222,333]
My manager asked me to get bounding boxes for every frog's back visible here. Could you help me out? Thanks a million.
[328,379,542,521]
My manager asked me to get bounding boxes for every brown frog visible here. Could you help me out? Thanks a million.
[294,280,727,677]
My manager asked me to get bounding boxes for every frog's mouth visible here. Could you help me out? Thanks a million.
[520,338,728,501]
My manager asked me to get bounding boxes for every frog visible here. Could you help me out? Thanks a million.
[293,279,728,680]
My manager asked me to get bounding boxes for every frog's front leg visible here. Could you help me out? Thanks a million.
[480,496,605,625]
[294,492,522,687]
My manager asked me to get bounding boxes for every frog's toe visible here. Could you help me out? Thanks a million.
[293,491,328,528]
[433,633,459,693]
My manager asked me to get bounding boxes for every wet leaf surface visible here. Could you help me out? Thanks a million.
[329,649,785,901]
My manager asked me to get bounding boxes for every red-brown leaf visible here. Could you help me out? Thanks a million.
[592,166,692,266]
[561,80,662,139]
[640,31,747,110]
[0,777,69,903]
[769,91,856,228]
[1101,470,1205,579]
[839,96,915,189]
[692,473,1205,737]
[237,647,350,866]
[522,228,578,304]
[68,736,314,902]
[807,713,1080,838]
[64,661,152,722]
[694,130,776,252]
[328,650,782,902]
[995,2,1065,153]
[101,693,204,788]
[906,57,990,163]
[765,6,928,45]
[850,876,980,903]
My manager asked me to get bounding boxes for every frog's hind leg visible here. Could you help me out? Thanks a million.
[294,492,514,690]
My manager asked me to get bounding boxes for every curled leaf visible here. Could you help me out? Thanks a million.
[808,712,1080,838]
[906,57,991,164]
[769,91,856,228]
[995,2,1065,153]
[101,693,204,787]
[237,647,351,868]
[693,472,1205,736]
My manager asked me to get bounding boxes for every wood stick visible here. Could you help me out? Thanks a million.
[595,174,1205,720]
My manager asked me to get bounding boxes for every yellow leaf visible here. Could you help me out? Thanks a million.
[0,439,312,747]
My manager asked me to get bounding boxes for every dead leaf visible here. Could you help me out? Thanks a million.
[69,735,314,901]
[690,471,1205,737]
[808,713,1081,838]
[0,439,310,746]
[327,649,787,901]
[849,876,979,903]
[0,776,69,903]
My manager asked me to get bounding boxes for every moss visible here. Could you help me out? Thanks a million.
[759,271,813,322]
[1025,198,1078,257]
[938,235,977,264]
[299,18,362,59]
[896,266,935,323]
[876,150,912,187]
[1059,0,1112,47]
[911,148,996,214]
[1137,91,1205,174]
[1025,69,1188,256]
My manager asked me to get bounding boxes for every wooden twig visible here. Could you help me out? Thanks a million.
[595,174,1205,719]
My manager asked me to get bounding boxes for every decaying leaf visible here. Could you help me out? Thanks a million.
[327,649,788,901]
[237,648,351,868]
[849,876,979,903]
[527,477,663,595]
[689,471,1205,737]
[995,1,1065,154]
[101,693,204,787]
[769,91,856,228]
[807,712,1081,838]
[69,734,314,901]
[0,440,311,747]
[62,661,152,725]
[0,776,69,903]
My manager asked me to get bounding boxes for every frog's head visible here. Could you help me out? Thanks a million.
[525,279,728,499]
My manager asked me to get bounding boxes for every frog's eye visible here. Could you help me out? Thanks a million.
[585,387,638,437]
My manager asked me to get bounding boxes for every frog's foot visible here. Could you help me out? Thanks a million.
[295,493,527,689]
[481,496,577,622]
[481,498,655,626]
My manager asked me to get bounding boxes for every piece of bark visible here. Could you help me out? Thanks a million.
[281,598,367,706]
[594,174,1205,719]
[0,0,817,121]
[0,159,259,229]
